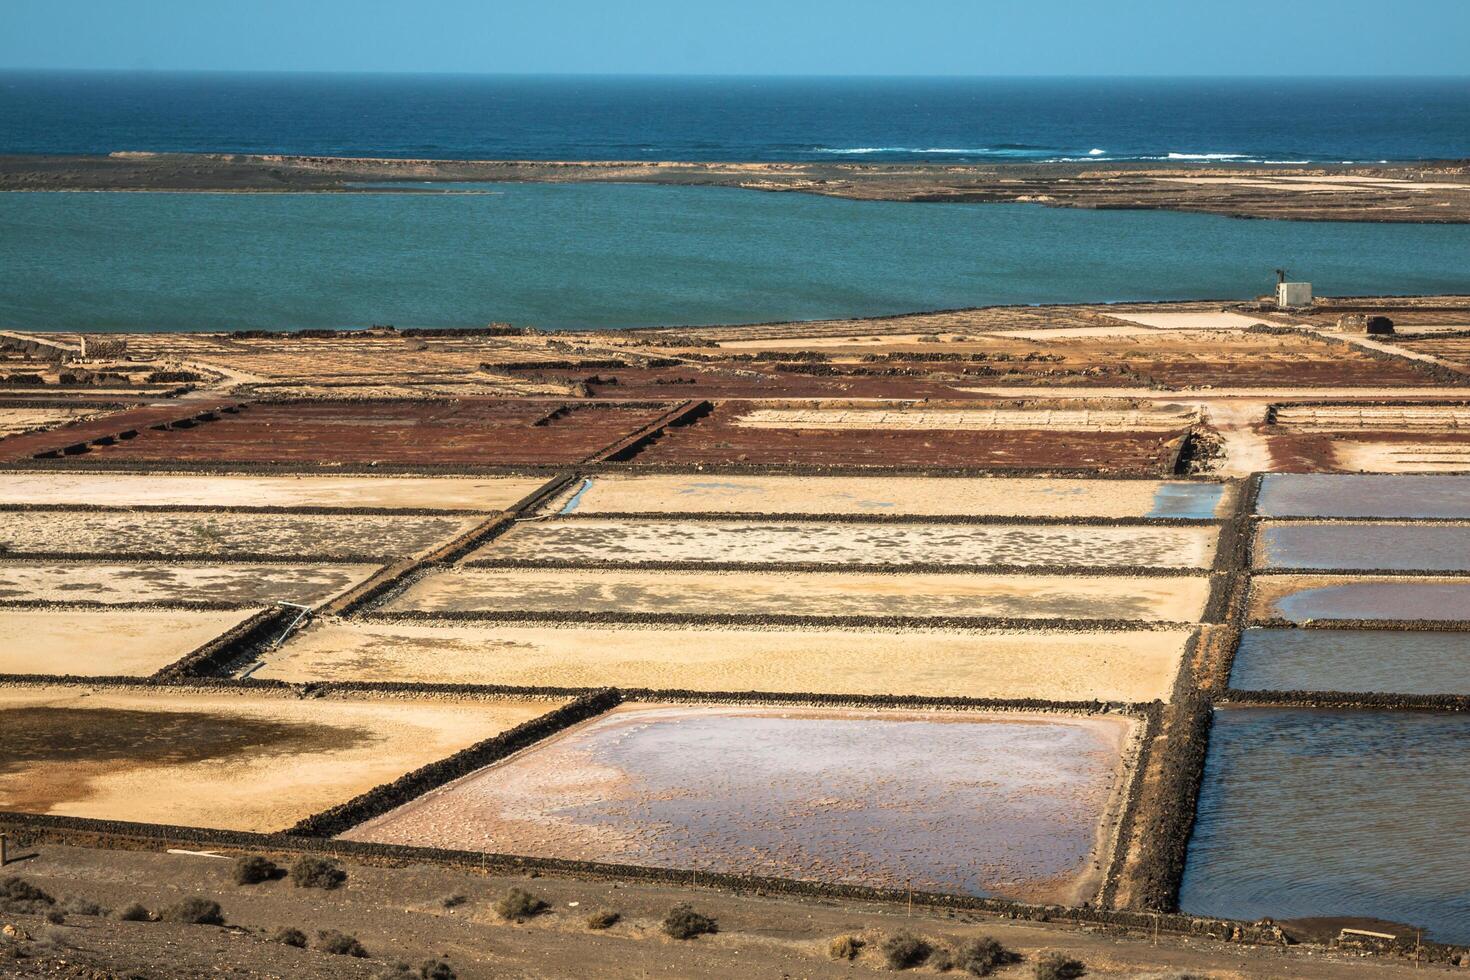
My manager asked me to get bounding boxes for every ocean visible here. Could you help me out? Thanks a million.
[2,72,1468,163]
[2,184,1467,331]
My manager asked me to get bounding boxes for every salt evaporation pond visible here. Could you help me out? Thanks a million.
[1256,474,1470,519]
[1181,707,1470,944]
[342,703,1133,903]
[1230,628,1470,695]
[1255,522,1470,571]
[1265,579,1470,622]
[1145,483,1228,520]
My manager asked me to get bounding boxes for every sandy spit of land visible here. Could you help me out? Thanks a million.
[475,518,1219,569]
[0,607,263,676]
[386,567,1212,622]
[0,561,381,607]
[261,619,1189,702]
[543,474,1232,518]
[0,472,550,510]
[0,686,561,832]
[0,511,481,559]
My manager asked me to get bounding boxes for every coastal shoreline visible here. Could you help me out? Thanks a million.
[2,153,1469,222]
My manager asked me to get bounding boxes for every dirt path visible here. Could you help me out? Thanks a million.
[1,844,1450,979]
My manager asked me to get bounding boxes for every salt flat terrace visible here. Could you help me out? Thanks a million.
[0,607,263,677]
[256,620,1189,702]
[384,567,1212,622]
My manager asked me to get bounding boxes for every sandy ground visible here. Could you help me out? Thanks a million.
[0,561,381,606]
[543,473,1233,518]
[260,620,1189,702]
[7,845,1433,980]
[0,407,101,438]
[0,686,561,832]
[0,607,262,676]
[1330,440,1470,472]
[1271,405,1470,430]
[475,518,1219,569]
[344,703,1134,905]
[1108,311,1292,331]
[729,406,1197,431]
[0,511,481,559]
[386,567,1212,622]
[0,472,550,509]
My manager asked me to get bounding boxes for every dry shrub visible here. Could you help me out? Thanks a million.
[585,908,621,930]
[829,934,865,960]
[439,893,467,909]
[882,930,932,970]
[61,896,108,917]
[231,855,280,885]
[161,897,224,926]
[0,877,54,914]
[44,910,65,926]
[493,887,548,922]
[289,856,346,890]
[114,903,152,922]
[1035,952,1086,980]
[661,904,717,940]
[272,926,307,948]
[954,936,1019,976]
[316,929,369,957]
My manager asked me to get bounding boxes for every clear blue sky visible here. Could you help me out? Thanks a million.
[4,0,1468,75]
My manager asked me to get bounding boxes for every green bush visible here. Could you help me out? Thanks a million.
[954,936,1019,976]
[114,903,152,922]
[585,908,620,930]
[661,904,717,940]
[316,929,369,957]
[829,934,865,960]
[882,931,932,970]
[493,887,548,922]
[271,926,308,948]
[232,856,280,885]
[289,856,346,890]
[161,897,224,926]
[1035,952,1086,980]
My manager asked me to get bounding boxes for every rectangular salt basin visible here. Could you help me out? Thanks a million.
[1180,708,1470,944]
[343,703,1136,904]
[0,512,481,560]
[385,567,1212,622]
[1254,522,1470,571]
[476,519,1219,569]
[1230,628,1470,695]
[0,472,550,510]
[261,621,1189,702]
[547,475,1231,519]
[0,608,263,677]
[1251,575,1470,623]
[0,561,380,607]
[0,687,562,832]
[1257,474,1470,518]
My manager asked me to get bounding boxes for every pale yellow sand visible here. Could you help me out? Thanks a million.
[1331,441,1470,473]
[729,406,1196,431]
[0,561,381,607]
[0,608,263,676]
[1109,311,1292,331]
[0,472,549,510]
[0,408,101,439]
[0,686,561,832]
[385,567,1212,622]
[474,518,1219,569]
[542,474,1233,518]
[262,620,1189,702]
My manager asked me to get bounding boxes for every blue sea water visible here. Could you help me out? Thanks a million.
[2,184,1468,331]
[2,72,1468,163]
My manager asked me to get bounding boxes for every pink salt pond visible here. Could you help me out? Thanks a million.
[342,703,1134,904]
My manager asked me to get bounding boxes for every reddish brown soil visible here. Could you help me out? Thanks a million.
[577,364,1135,399]
[627,403,1186,472]
[1266,429,1470,472]
[75,400,671,466]
[0,402,236,462]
